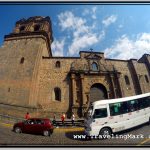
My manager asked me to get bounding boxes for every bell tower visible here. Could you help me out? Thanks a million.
[4,16,53,56]
[0,16,53,109]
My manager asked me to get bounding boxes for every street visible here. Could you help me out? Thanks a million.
[0,122,150,146]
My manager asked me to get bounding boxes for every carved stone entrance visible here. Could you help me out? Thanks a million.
[89,83,108,103]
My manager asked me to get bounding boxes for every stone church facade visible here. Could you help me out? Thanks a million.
[0,16,149,118]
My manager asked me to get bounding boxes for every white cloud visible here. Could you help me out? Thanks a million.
[117,24,124,32]
[58,10,104,56]
[51,39,65,56]
[82,7,97,19]
[92,6,97,13]
[58,11,86,31]
[102,15,117,27]
[82,8,90,16]
[98,30,105,41]
[68,34,99,56]
[91,6,97,19]
[104,33,150,60]
[68,31,105,56]
[118,24,123,28]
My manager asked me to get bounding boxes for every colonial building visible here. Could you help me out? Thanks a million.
[0,16,149,118]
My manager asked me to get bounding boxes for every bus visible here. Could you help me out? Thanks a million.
[84,92,150,137]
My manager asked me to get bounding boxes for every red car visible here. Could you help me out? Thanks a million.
[13,118,54,136]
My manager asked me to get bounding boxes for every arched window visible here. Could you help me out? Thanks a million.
[20,26,25,32]
[56,61,60,68]
[92,62,98,71]
[145,75,149,83]
[20,57,25,64]
[124,75,130,85]
[34,24,40,31]
[54,87,61,101]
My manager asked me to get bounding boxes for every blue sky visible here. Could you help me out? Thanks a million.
[0,4,150,59]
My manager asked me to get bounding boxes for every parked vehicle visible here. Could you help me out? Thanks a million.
[13,118,54,136]
[84,92,150,137]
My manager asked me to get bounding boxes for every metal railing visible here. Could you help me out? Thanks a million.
[0,114,84,127]
[52,119,84,127]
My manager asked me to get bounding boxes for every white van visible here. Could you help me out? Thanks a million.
[84,93,150,137]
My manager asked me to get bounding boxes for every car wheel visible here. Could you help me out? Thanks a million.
[99,128,112,139]
[14,127,22,133]
[43,130,50,136]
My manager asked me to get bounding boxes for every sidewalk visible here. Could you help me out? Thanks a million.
[0,120,84,132]
[0,113,85,132]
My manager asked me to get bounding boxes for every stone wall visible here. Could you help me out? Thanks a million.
[37,58,78,117]
[107,59,136,97]
[131,60,150,93]
[0,36,49,107]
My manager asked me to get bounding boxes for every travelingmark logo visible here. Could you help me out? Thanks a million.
[73,134,145,140]
[73,134,111,140]
[73,134,87,139]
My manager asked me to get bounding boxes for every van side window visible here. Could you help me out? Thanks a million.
[93,108,107,118]
[110,103,121,116]
[127,100,136,112]
[138,97,149,109]
[146,96,150,107]
[109,96,150,116]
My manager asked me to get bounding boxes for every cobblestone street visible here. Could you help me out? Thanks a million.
[0,122,150,147]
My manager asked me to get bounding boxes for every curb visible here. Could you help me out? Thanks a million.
[55,127,84,132]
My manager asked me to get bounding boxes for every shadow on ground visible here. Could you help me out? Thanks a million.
[65,122,149,141]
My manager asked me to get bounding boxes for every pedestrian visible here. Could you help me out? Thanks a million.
[63,113,66,120]
[71,112,75,126]
[25,112,30,120]
[61,113,65,126]
[52,113,56,126]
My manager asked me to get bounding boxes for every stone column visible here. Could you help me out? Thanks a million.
[71,73,77,106]
[80,74,86,105]
[80,74,87,117]
[115,73,122,98]
[107,91,111,99]
[110,74,117,98]
[71,73,80,117]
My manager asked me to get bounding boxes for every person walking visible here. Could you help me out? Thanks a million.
[63,113,66,120]
[71,112,75,126]
[61,113,65,126]
[25,112,30,120]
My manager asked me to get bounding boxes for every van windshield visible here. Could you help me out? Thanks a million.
[93,108,107,119]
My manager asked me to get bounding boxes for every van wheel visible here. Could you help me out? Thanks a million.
[43,130,50,136]
[99,128,112,138]
[14,127,22,133]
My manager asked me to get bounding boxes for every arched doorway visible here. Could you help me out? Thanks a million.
[89,83,108,103]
